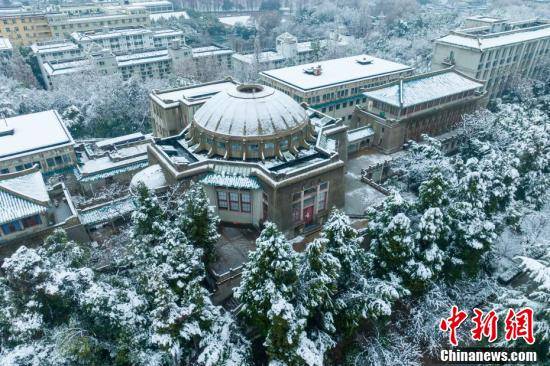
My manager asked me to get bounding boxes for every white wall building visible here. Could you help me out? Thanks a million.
[260,55,414,122]
[70,27,185,54]
[432,17,550,98]
[47,7,150,39]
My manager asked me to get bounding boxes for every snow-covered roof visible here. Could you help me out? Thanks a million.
[130,164,167,191]
[95,132,146,148]
[76,160,148,183]
[43,59,90,76]
[0,169,50,225]
[200,172,260,190]
[218,15,253,27]
[363,70,484,108]
[31,41,79,54]
[116,49,171,66]
[0,110,74,161]
[348,126,375,143]
[153,80,236,106]
[193,84,308,138]
[150,10,189,21]
[260,55,413,91]
[192,45,233,58]
[71,27,151,42]
[0,37,13,52]
[79,196,135,226]
[436,24,550,50]
[232,51,285,65]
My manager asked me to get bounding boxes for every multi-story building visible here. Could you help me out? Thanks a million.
[259,54,414,122]
[432,17,550,98]
[0,36,12,56]
[46,7,150,39]
[232,32,355,81]
[128,1,174,14]
[70,27,185,54]
[233,32,325,80]
[191,45,234,77]
[0,110,76,176]
[32,31,232,89]
[149,78,239,138]
[135,83,347,236]
[352,68,487,153]
[0,11,52,46]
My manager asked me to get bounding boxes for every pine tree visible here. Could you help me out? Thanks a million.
[235,222,305,365]
[416,207,447,281]
[177,183,220,265]
[321,209,405,336]
[131,182,166,240]
[298,238,340,363]
[417,170,451,210]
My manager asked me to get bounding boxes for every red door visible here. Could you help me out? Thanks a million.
[303,206,314,225]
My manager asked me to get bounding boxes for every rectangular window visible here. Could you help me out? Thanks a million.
[46,158,55,168]
[229,192,240,211]
[292,202,301,222]
[318,191,327,211]
[217,191,228,210]
[22,215,42,228]
[241,193,251,213]
[0,168,9,174]
[2,221,22,235]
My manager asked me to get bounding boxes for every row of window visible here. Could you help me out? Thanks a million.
[217,191,252,213]
[0,154,72,175]
[320,97,367,113]
[1,215,42,236]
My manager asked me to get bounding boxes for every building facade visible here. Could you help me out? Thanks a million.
[70,27,185,55]
[432,17,550,98]
[260,55,414,123]
[352,69,487,153]
[149,78,238,138]
[32,33,232,89]
[0,110,76,176]
[135,84,347,236]
[46,7,150,39]
[0,11,52,45]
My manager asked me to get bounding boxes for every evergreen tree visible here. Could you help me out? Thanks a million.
[235,222,306,365]
[298,238,340,362]
[322,209,405,336]
[177,183,220,265]
[132,182,166,240]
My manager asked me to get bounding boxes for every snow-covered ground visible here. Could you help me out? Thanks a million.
[493,204,550,282]
[344,152,394,216]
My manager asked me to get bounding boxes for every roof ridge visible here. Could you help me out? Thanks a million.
[0,184,49,207]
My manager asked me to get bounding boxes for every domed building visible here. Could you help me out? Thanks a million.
[140,82,349,236]
[186,84,315,160]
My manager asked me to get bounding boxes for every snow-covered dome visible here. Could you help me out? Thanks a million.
[188,84,313,160]
[194,84,308,138]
